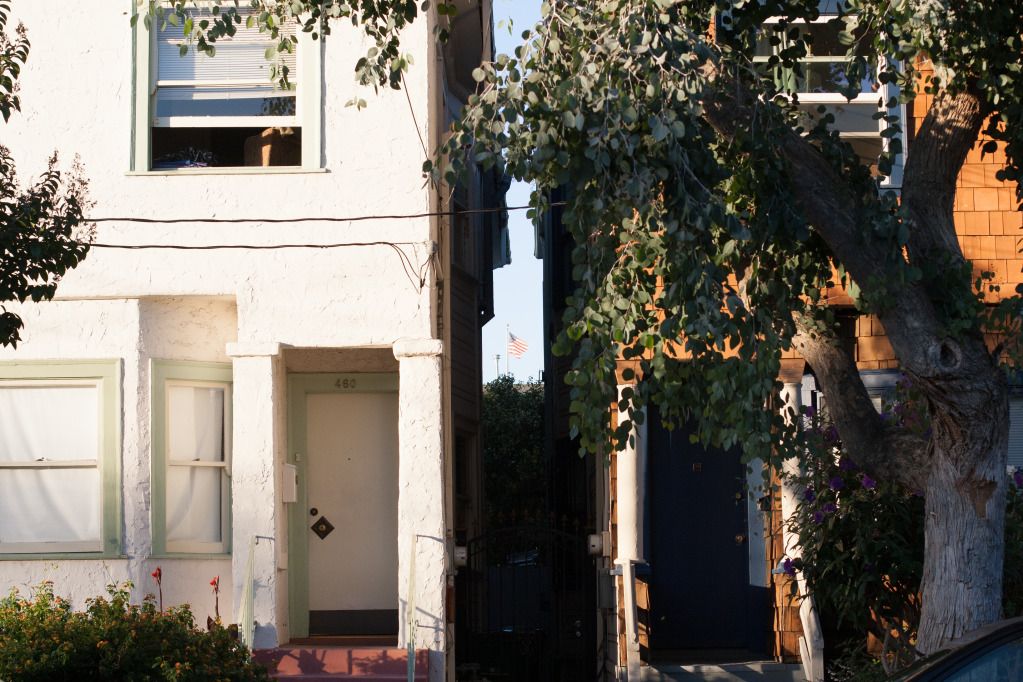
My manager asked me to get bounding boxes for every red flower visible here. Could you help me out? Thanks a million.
[210,576,219,591]
[151,567,162,582]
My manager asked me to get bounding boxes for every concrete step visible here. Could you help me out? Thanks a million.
[643,661,806,681]
[254,646,429,680]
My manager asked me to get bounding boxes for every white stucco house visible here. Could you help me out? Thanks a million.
[0,2,505,679]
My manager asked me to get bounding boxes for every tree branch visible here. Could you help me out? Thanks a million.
[902,89,989,265]
[703,87,985,384]
[791,319,930,491]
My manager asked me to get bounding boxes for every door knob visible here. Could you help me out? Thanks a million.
[309,507,318,516]
[735,534,747,544]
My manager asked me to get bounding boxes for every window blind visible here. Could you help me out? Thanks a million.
[156,11,297,85]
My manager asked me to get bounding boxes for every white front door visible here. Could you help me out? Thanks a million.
[305,391,399,635]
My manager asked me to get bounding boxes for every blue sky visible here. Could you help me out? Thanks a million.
[481,0,544,383]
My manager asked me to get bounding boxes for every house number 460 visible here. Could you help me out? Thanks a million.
[335,378,357,389]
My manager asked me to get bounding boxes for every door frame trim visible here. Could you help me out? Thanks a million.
[286,372,399,638]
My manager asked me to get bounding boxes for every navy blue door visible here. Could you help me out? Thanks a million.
[646,409,753,653]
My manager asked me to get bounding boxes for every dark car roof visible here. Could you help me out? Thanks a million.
[896,618,1023,680]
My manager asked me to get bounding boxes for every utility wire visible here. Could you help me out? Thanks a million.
[89,241,420,250]
[400,70,430,159]
[80,201,567,292]
[83,202,561,224]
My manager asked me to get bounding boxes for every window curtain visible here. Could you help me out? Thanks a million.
[166,386,225,544]
[0,385,101,544]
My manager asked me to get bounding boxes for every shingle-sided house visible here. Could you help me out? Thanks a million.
[537,8,1023,682]
[0,2,506,679]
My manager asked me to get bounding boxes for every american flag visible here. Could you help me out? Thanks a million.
[507,332,529,359]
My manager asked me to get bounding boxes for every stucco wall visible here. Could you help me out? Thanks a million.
[0,297,235,618]
[6,1,437,349]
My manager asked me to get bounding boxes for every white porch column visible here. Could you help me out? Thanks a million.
[778,380,824,682]
[614,386,647,681]
[779,382,803,561]
[393,338,446,681]
[228,342,285,649]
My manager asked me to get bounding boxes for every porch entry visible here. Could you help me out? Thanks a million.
[287,373,399,638]
[645,406,771,660]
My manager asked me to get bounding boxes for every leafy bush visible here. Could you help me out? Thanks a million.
[0,582,268,681]
[788,402,925,671]
[787,378,1023,677]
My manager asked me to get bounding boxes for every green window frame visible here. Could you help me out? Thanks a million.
[151,359,233,556]
[0,360,122,558]
[130,2,324,173]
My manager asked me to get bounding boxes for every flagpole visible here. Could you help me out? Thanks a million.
[505,325,510,376]
[495,354,501,378]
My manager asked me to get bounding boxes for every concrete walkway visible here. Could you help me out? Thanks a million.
[642,661,806,681]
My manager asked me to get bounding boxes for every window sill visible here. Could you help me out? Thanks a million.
[150,553,232,560]
[126,167,329,177]
[0,552,127,561]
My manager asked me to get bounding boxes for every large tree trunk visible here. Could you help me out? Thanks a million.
[793,323,1009,653]
[917,392,1008,653]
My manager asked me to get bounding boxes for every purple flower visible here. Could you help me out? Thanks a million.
[803,405,817,418]
[1014,469,1023,488]
[823,426,840,445]
[860,473,877,490]
[829,476,845,491]
[823,502,837,514]
[812,510,825,524]
[838,457,856,471]
[782,558,796,576]
[803,487,816,503]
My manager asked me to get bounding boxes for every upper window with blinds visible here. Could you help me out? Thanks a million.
[135,7,321,171]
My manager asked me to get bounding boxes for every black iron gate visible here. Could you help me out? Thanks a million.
[456,521,595,681]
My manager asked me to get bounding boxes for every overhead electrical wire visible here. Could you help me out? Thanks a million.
[84,202,556,225]
[77,202,566,293]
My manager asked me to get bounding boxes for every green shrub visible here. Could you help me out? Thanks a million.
[0,582,269,681]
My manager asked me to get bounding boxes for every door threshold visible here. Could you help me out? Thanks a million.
[289,635,399,647]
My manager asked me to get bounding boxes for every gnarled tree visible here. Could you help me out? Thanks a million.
[164,0,1023,653]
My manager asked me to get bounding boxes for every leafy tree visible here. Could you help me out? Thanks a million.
[0,1,90,347]
[481,375,545,526]
[160,0,1023,653]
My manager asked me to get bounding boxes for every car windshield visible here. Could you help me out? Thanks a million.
[894,626,1023,680]
[941,634,1023,680]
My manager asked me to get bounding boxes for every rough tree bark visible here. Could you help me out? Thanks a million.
[708,84,1009,651]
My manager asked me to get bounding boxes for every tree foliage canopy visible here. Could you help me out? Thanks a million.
[481,375,545,525]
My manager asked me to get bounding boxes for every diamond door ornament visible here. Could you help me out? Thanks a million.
[311,516,335,540]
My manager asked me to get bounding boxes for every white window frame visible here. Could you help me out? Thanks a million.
[1009,395,1023,472]
[131,4,323,172]
[151,360,233,556]
[755,14,906,188]
[0,361,122,557]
